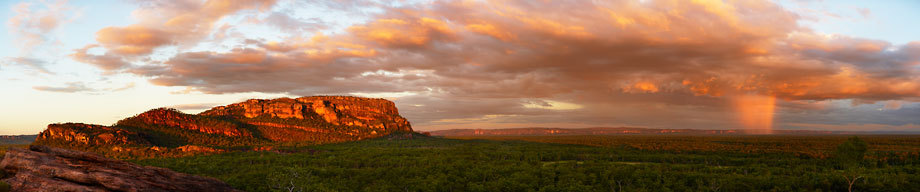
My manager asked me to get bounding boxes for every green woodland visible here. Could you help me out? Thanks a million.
[128,135,920,192]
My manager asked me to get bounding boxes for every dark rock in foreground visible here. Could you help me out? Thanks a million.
[0,145,239,192]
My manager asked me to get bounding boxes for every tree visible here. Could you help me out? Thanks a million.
[834,137,868,168]
[270,167,311,192]
[834,136,868,192]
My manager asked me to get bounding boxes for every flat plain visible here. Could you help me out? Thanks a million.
[127,135,919,192]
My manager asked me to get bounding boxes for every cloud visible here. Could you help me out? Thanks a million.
[32,82,135,93]
[5,0,78,74]
[348,17,456,48]
[522,100,583,110]
[261,12,326,33]
[111,82,136,91]
[32,82,96,93]
[70,45,130,71]
[2,57,53,74]
[70,0,920,131]
[166,103,222,111]
[95,26,173,55]
[622,82,660,93]
[855,7,871,19]
[6,0,75,54]
[74,0,277,68]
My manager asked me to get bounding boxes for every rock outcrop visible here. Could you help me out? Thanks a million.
[0,145,239,192]
[38,123,150,146]
[32,96,414,158]
[202,96,412,133]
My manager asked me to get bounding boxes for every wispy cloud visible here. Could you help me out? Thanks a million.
[32,82,95,93]
[2,57,54,74]
[32,82,134,93]
[5,0,78,75]
[6,0,75,53]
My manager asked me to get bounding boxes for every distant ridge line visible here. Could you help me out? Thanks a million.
[427,127,920,136]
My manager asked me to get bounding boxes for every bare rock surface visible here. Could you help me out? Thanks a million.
[0,145,239,192]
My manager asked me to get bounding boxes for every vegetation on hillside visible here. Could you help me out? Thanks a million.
[135,135,920,192]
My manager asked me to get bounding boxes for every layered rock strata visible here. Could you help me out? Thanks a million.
[202,96,412,133]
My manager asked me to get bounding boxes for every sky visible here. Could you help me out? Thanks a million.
[1,0,919,135]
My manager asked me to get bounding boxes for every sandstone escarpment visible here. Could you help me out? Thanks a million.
[36,123,150,146]
[31,96,415,158]
[0,145,239,192]
[202,96,412,133]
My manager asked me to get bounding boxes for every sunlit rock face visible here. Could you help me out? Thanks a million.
[202,96,413,133]
[36,123,150,146]
[30,96,414,158]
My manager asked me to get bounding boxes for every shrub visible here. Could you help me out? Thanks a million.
[0,180,10,192]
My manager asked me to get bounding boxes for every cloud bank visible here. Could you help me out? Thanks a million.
[67,0,920,131]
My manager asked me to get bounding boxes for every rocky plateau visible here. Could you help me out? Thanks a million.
[31,96,414,158]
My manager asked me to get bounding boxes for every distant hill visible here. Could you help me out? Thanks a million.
[0,135,37,145]
[427,127,880,136]
[32,96,414,159]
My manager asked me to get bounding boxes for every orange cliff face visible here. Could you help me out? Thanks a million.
[36,123,150,146]
[201,96,412,133]
[31,96,414,158]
